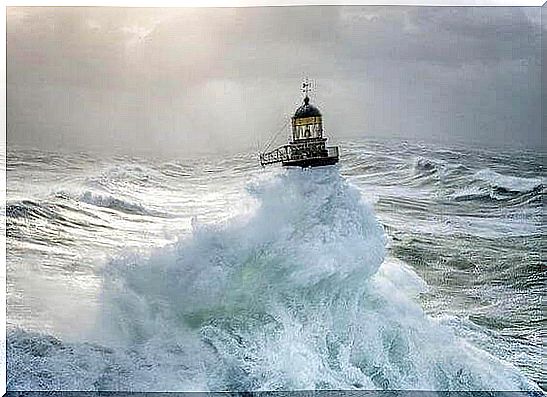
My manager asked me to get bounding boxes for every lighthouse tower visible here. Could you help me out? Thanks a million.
[259,81,339,168]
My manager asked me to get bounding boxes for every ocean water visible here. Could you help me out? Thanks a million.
[5,138,545,392]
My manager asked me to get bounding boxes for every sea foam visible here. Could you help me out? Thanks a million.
[8,167,540,391]
[473,169,543,194]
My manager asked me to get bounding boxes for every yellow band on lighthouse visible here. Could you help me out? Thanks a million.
[293,116,322,126]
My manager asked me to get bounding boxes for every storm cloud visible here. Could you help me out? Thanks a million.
[7,6,544,156]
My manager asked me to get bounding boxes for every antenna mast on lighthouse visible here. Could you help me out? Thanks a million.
[302,78,311,97]
[301,78,317,101]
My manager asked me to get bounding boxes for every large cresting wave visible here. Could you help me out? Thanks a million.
[8,167,540,391]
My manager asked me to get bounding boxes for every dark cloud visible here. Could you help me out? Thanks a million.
[7,6,544,155]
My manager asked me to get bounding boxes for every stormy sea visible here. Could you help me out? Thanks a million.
[5,138,545,393]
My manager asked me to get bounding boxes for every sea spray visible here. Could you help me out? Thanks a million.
[8,167,540,391]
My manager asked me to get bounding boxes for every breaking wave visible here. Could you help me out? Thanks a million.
[78,191,152,216]
[473,169,544,194]
[6,192,153,222]
[7,168,539,391]
[450,170,544,203]
[412,156,466,175]
[413,156,441,173]
[6,200,60,221]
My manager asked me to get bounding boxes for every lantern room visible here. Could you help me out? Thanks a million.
[291,96,323,141]
[258,80,339,168]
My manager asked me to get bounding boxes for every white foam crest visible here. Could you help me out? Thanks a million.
[79,190,151,215]
[474,169,543,193]
[450,185,492,201]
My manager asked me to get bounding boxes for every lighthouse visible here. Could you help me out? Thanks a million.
[259,81,339,168]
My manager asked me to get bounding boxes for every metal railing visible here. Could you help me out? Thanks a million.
[260,142,339,166]
[259,145,290,166]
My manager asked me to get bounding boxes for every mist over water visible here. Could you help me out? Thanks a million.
[6,138,545,391]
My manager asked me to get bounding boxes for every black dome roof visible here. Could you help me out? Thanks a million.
[294,96,321,118]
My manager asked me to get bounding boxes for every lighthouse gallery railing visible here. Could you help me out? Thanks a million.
[260,141,338,166]
[259,145,291,166]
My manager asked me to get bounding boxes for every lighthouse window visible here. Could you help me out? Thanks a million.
[314,124,321,137]
[293,120,322,140]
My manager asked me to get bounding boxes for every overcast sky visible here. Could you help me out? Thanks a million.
[7,6,545,156]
